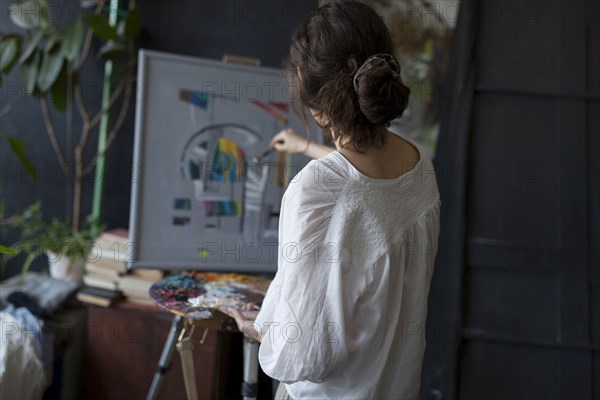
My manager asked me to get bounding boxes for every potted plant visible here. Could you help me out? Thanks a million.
[1,0,141,231]
[4,201,101,284]
[0,0,141,278]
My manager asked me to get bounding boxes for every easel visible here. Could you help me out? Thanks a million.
[146,310,260,400]
[147,54,266,400]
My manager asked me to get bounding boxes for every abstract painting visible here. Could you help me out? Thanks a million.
[129,51,317,272]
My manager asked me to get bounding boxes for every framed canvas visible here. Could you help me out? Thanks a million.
[129,50,318,272]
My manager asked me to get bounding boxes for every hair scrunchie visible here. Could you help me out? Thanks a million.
[353,53,402,93]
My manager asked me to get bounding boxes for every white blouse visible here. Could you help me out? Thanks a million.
[255,135,441,399]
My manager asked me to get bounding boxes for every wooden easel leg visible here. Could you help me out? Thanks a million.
[177,320,198,400]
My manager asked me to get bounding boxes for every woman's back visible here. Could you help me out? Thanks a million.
[256,135,441,399]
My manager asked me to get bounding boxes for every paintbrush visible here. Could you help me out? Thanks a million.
[253,140,284,163]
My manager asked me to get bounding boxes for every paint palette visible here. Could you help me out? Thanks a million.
[149,272,272,320]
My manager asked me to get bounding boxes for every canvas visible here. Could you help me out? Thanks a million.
[129,50,318,271]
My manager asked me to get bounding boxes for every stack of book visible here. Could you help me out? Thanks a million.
[119,269,164,306]
[77,286,123,307]
[78,228,164,307]
[78,229,129,307]
[82,229,129,292]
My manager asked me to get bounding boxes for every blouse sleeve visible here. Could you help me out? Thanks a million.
[255,161,348,383]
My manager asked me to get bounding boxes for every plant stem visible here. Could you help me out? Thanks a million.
[40,98,73,180]
[77,0,106,71]
[73,148,83,233]
[89,79,126,128]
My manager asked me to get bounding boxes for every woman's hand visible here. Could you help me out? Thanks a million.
[270,128,335,159]
[270,128,308,154]
[222,307,262,342]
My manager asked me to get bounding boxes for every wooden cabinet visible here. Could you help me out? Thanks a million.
[85,302,234,400]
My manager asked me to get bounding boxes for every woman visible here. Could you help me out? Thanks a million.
[229,1,441,398]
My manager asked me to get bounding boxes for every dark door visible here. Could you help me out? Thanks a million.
[422,1,600,398]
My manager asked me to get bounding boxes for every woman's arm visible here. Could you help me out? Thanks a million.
[270,128,335,159]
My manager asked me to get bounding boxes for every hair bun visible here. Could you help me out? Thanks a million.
[355,63,410,125]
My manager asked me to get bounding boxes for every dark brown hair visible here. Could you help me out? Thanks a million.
[285,0,410,152]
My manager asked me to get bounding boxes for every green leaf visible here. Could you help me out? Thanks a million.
[80,0,98,9]
[7,136,40,183]
[97,42,125,61]
[124,9,142,39]
[44,33,60,53]
[0,35,22,73]
[21,49,41,93]
[18,31,44,65]
[50,61,71,112]
[37,47,63,91]
[9,0,51,30]
[62,18,84,62]
[0,245,17,255]
[21,253,38,281]
[86,14,119,41]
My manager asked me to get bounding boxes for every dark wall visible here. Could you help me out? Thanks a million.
[140,1,313,67]
[0,0,317,277]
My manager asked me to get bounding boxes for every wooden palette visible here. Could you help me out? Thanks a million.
[149,272,272,320]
